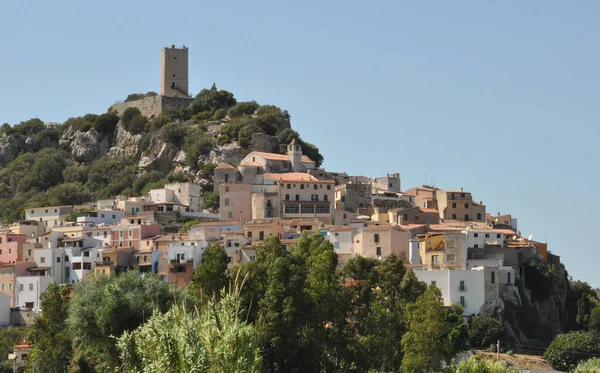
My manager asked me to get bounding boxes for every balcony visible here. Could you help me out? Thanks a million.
[458,284,467,292]
[96,260,115,266]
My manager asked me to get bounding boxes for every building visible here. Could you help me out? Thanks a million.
[353,225,409,262]
[24,205,74,230]
[326,226,355,264]
[244,218,285,242]
[167,238,208,271]
[116,197,146,216]
[0,292,10,325]
[0,262,29,307]
[0,233,27,263]
[462,228,505,249]
[265,172,335,224]
[418,231,468,269]
[372,173,401,193]
[111,222,161,250]
[436,189,486,222]
[76,210,125,226]
[161,45,189,98]
[15,275,54,309]
[147,182,202,213]
[219,183,252,221]
[413,266,501,315]
[335,181,372,213]
[389,206,440,225]
[10,339,31,373]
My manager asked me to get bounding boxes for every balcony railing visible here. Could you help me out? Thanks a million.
[458,284,467,292]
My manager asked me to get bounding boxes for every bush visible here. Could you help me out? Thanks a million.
[125,91,157,102]
[212,108,227,120]
[203,192,219,212]
[127,114,147,134]
[216,134,230,146]
[79,122,93,132]
[160,122,188,146]
[139,134,151,153]
[121,107,141,129]
[452,356,520,372]
[147,113,171,132]
[469,315,504,348]
[93,112,120,134]
[575,357,600,372]
[228,101,259,118]
[544,331,600,371]
[188,87,236,116]
[200,163,218,180]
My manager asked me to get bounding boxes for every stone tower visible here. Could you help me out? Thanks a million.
[287,138,304,172]
[161,45,189,98]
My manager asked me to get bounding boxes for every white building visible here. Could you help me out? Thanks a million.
[77,210,125,226]
[413,266,502,316]
[167,239,208,270]
[15,275,54,309]
[25,205,74,230]
[148,182,203,212]
[62,237,102,284]
[326,227,355,264]
[463,228,504,249]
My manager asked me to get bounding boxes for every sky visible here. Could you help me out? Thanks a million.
[1,1,599,284]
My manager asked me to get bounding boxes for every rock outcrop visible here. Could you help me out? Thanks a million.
[0,134,30,165]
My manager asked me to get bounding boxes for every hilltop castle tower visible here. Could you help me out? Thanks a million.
[161,45,189,98]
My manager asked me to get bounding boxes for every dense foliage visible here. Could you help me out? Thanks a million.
[468,315,504,348]
[0,327,28,373]
[189,244,229,301]
[544,331,600,371]
[451,356,520,373]
[574,357,600,372]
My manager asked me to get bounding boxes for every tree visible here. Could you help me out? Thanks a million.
[402,286,451,373]
[117,287,262,373]
[63,164,89,184]
[544,331,600,371]
[126,114,147,134]
[190,244,229,300]
[188,87,236,116]
[93,112,119,134]
[27,284,72,373]
[228,101,259,118]
[0,327,28,373]
[132,170,165,196]
[180,218,199,233]
[203,192,219,212]
[32,148,70,190]
[121,107,141,129]
[160,122,188,146]
[575,357,600,372]
[67,270,182,371]
[469,315,504,348]
[46,183,91,206]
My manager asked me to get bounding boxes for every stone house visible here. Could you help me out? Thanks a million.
[353,225,409,262]
[389,206,440,225]
[436,189,486,223]
[335,181,372,213]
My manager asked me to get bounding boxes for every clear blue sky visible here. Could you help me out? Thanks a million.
[1,1,599,285]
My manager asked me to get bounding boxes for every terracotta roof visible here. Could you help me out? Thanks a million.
[255,151,315,164]
[444,190,472,194]
[399,224,427,230]
[429,224,464,231]
[193,221,241,227]
[329,226,355,232]
[216,164,235,169]
[419,208,439,214]
[494,229,516,236]
[264,172,334,184]
[361,225,400,232]
[240,161,262,167]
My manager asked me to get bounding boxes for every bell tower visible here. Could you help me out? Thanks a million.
[287,138,304,172]
[161,45,189,98]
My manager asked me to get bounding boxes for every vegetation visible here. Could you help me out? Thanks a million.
[544,331,600,371]
[203,191,220,212]
[189,244,229,301]
[0,327,28,373]
[575,357,600,372]
[451,356,521,373]
[124,91,157,102]
[469,315,504,348]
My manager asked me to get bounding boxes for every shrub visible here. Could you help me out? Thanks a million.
[228,101,259,118]
[544,331,600,371]
[216,134,230,146]
[93,112,120,134]
[160,122,188,146]
[212,108,227,120]
[139,134,151,153]
[127,114,147,134]
[200,163,218,180]
[452,356,520,372]
[469,315,504,347]
[79,122,93,132]
[121,107,141,129]
[147,113,171,132]
[575,357,600,372]
[203,192,219,212]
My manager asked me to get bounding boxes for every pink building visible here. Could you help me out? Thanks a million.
[111,224,161,250]
[0,234,27,263]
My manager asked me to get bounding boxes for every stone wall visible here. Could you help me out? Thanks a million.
[10,309,40,326]
[250,133,279,153]
[111,95,194,118]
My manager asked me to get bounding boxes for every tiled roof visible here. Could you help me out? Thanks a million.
[328,226,355,232]
[264,172,334,184]
[240,161,262,167]
[216,164,236,169]
[419,208,439,213]
[193,221,241,227]
[255,152,315,164]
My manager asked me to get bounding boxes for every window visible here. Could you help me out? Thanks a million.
[334,242,340,249]
[285,194,290,201]
[83,263,91,270]
[316,204,330,213]
[8,269,12,275]
[72,263,81,270]
[29,283,34,291]
[313,184,318,190]
[465,203,469,208]
[57,257,61,263]
[327,185,331,190]
[295,195,300,201]
[323,194,328,202]
[376,247,381,256]
[464,214,469,221]
[19,284,23,291]
[311,194,318,201]
[300,184,304,189]
[459,280,466,291]
[452,214,457,220]
[64,256,69,262]
[374,234,380,243]
[477,213,482,220]
[225,199,230,206]
[40,257,46,263]
[474,244,479,249]
[285,204,300,214]
[447,254,455,261]
[8,283,11,290]
[461,193,465,198]
[451,202,457,208]
[340,196,345,202]
[497,234,501,238]
[474,233,478,238]
[1,284,3,291]
[485,233,490,238]
[259,231,264,240]
[287,184,291,189]
[84,251,90,257]
[224,174,229,183]
[432,255,439,265]
[450,193,455,200]
[491,271,495,284]
[228,212,233,219]
[301,204,315,214]
[247,231,252,238]
[507,272,512,284]
[460,296,466,307]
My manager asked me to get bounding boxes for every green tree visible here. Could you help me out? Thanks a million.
[0,327,28,373]
[469,315,504,348]
[46,183,91,205]
[203,192,219,212]
[126,114,147,134]
[180,218,199,233]
[93,112,120,134]
[67,270,182,371]
[188,87,236,116]
[121,107,141,129]
[544,331,600,371]
[63,164,89,184]
[402,286,451,373]
[117,286,262,373]
[190,244,229,300]
[27,284,72,373]
[575,357,600,372]
[132,170,165,196]
[160,122,188,146]
[228,101,260,118]
[32,148,70,190]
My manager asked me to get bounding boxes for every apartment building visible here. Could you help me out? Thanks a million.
[147,182,202,212]
[335,181,372,212]
[418,231,468,269]
[436,189,486,222]
[0,233,27,263]
[244,218,285,242]
[354,225,409,262]
[25,205,74,229]
[326,226,355,264]
[390,206,440,225]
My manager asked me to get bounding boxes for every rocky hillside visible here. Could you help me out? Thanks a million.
[0,86,323,222]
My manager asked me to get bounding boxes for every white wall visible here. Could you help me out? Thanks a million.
[0,292,10,325]
[77,211,125,226]
[168,241,207,270]
[413,267,486,315]
[463,230,504,248]
[326,231,354,255]
[15,276,54,309]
